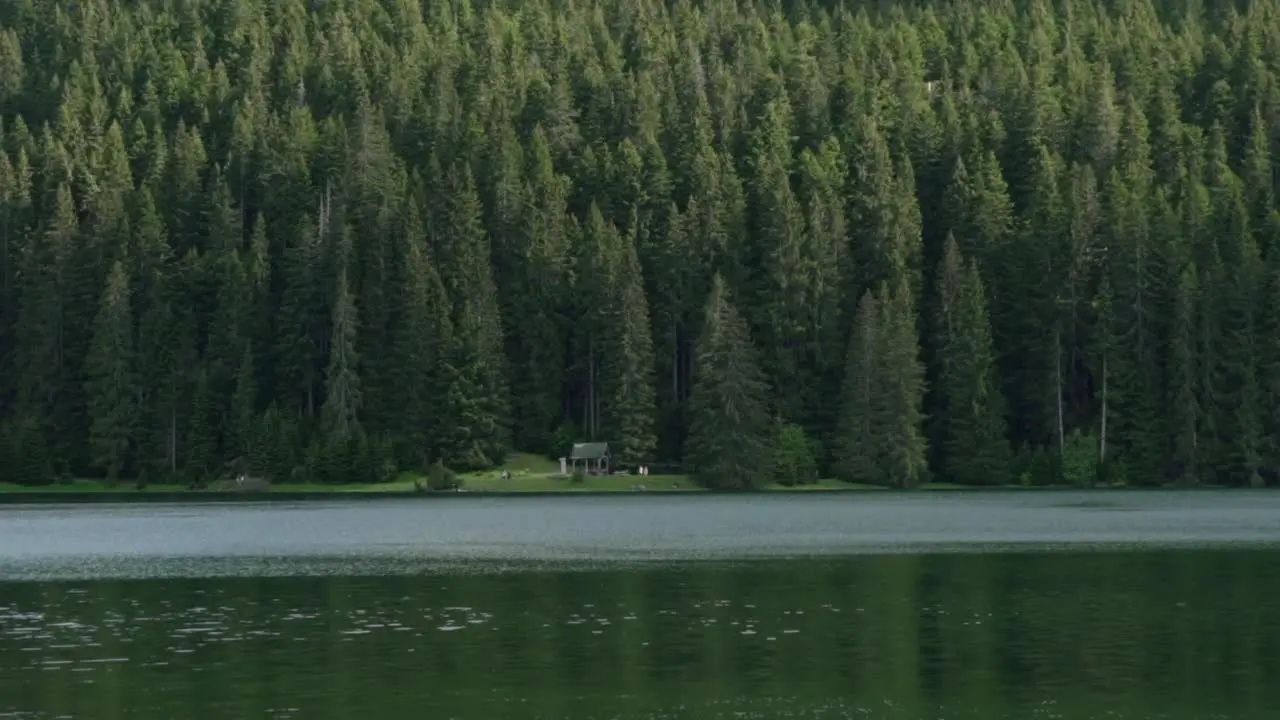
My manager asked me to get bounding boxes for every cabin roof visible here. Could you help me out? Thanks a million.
[570,442,610,460]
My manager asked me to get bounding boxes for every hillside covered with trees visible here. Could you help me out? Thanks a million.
[1,0,1279,488]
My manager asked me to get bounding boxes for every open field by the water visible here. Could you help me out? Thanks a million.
[0,453,897,496]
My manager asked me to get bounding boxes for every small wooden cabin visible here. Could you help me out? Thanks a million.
[569,442,611,474]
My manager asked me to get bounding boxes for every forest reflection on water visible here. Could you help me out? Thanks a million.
[0,493,1278,718]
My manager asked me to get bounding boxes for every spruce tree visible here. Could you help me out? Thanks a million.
[745,94,809,424]
[1213,187,1263,486]
[85,261,137,482]
[387,207,452,468]
[1259,255,1280,482]
[275,212,328,419]
[1097,98,1166,486]
[17,182,76,466]
[685,275,772,489]
[437,163,510,468]
[1167,264,1200,484]
[506,130,573,452]
[322,259,362,445]
[836,291,883,485]
[836,282,929,488]
[846,115,917,304]
[933,235,1011,485]
[877,280,930,488]
[571,204,618,443]
[186,366,218,483]
[601,226,658,467]
[230,345,257,466]
[798,139,851,444]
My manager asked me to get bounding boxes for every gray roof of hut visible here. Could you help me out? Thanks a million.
[570,442,610,460]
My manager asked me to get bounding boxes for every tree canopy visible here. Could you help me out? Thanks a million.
[1,0,1279,488]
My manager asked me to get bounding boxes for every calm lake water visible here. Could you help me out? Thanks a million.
[1,491,1278,718]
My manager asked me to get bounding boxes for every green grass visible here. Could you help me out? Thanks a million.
[0,454,1071,495]
[454,453,699,491]
[0,479,191,493]
[765,478,885,491]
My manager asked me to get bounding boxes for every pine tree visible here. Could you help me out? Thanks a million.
[1096,98,1166,486]
[0,147,30,408]
[571,204,611,441]
[230,344,257,466]
[836,291,883,485]
[442,305,505,470]
[85,261,137,481]
[1167,264,1200,484]
[846,115,918,303]
[600,226,658,467]
[685,275,772,489]
[17,183,77,468]
[275,208,329,419]
[184,368,217,485]
[1212,186,1263,486]
[505,130,572,452]
[132,194,192,480]
[744,93,810,424]
[1008,143,1069,449]
[1259,252,1280,482]
[836,282,929,488]
[387,207,452,468]
[877,280,930,488]
[933,235,1011,485]
[1243,107,1278,257]
[204,229,249,458]
[322,257,361,444]
[437,163,510,467]
[798,139,851,445]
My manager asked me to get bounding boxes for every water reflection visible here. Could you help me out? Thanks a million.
[4,492,1280,584]
[1,551,1277,718]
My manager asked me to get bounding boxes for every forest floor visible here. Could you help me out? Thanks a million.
[0,454,1044,495]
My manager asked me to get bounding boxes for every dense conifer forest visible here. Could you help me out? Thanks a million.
[1,0,1278,488]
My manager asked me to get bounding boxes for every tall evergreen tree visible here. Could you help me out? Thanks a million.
[744,93,810,424]
[16,182,77,467]
[437,164,510,468]
[876,280,930,488]
[933,235,1010,485]
[836,281,928,488]
[685,275,772,489]
[230,345,257,465]
[85,261,137,481]
[836,290,884,485]
[600,225,658,467]
[322,246,362,444]
[387,205,452,468]
[1167,264,1200,484]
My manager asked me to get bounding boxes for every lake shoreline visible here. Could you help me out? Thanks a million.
[0,483,1260,504]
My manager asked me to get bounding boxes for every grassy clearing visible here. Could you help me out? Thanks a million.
[0,454,1034,495]
[765,478,886,491]
[454,453,699,491]
[0,480,191,493]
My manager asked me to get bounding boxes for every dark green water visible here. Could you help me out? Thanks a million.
[2,494,1279,718]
